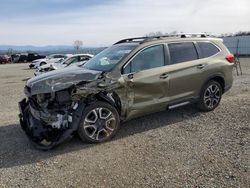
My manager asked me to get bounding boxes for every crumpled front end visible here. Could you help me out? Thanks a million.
[18,66,125,149]
[18,88,85,150]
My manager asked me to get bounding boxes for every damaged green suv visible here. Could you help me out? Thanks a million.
[19,34,234,150]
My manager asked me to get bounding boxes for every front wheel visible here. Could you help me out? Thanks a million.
[198,80,222,112]
[78,101,120,143]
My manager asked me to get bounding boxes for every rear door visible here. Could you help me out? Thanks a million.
[122,44,170,118]
[166,42,205,102]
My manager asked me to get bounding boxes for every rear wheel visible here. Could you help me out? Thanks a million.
[198,80,222,112]
[78,101,120,143]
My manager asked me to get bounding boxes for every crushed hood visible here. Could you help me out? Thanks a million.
[26,66,102,95]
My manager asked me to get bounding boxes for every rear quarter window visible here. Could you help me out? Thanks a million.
[198,42,220,58]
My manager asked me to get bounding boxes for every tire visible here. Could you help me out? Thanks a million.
[78,101,120,143]
[198,80,222,112]
[40,62,46,66]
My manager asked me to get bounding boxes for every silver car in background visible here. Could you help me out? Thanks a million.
[29,54,72,69]
[34,54,93,76]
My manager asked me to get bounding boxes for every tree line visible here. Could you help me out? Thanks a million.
[144,31,250,37]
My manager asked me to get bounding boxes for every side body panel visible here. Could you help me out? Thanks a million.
[165,60,206,102]
[122,66,170,119]
[113,38,234,121]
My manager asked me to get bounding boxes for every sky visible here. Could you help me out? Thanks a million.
[0,0,250,46]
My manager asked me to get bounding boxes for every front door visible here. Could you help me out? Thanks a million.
[122,44,170,119]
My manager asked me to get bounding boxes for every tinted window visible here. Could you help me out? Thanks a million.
[168,43,198,64]
[124,45,165,74]
[198,42,220,58]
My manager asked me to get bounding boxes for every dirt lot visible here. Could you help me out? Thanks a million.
[0,59,249,187]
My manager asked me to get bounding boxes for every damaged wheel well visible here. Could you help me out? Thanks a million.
[94,91,122,115]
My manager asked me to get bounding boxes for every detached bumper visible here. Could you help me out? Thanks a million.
[18,98,86,150]
[18,98,29,132]
[19,98,63,133]
[18,98,62,149]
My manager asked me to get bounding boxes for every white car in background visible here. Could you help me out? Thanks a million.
[34,54,93,76]
[29,54,72,69]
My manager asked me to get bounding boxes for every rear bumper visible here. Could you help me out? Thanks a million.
[224,65,234,93]
[224,83,233,93]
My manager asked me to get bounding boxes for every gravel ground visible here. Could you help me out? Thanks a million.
[0,59,249,187]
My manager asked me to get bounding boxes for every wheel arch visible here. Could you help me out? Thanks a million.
[200,74,225,95]
[94,91,122,115]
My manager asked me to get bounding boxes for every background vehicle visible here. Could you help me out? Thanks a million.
[29,54,71,68]
[10,53,45,63]
[27,53,45,62]
[34,54,93,76]
[17,53,28,63]
[11,54,20,63]
[0,55,10,64]
[19,34,234,150]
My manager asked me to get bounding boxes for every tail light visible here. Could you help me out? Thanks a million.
[226,54,235,63]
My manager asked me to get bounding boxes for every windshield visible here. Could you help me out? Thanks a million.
[82,44,137,71]
[64,57,78,65]
[54,58,64,63]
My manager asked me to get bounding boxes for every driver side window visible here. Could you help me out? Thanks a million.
[123,45,165,74]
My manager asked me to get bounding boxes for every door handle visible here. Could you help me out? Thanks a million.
[160,73,169,79]
[197,64,205,69]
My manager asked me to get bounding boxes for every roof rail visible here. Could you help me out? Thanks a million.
[113,37,148,45]
[114,33,214,45]
[113,35,174,45]
[178,33,209,38]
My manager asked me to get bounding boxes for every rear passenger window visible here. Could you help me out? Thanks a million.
[198,42,220,58]
[168,43,198,64]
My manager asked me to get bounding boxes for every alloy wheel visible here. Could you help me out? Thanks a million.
[83,107,116,141]
[203,84,221,109]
